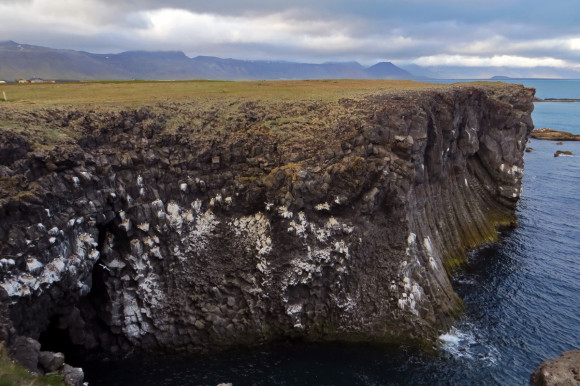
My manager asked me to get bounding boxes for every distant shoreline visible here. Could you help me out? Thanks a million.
[533,97,580,102]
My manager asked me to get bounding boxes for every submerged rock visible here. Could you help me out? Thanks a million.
[531,350,580,386]
[0,82,534,361]
[531,128,580,141]
[555,150,573,157]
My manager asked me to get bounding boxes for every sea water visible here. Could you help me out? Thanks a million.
[83,80,580,385]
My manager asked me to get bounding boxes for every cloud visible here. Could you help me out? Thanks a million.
[135,8,422,60]
[0,0,579,68]
[413,54,570,68]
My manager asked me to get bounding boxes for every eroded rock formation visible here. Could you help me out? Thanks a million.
[0,83,534,360]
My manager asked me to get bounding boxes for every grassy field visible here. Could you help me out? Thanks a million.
[0,79,508,152]
[0,79,453,150]
[0,79,443,108]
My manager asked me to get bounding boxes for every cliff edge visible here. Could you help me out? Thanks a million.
[0,81,534,361]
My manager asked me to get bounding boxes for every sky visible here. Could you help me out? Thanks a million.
[0,0,579,71]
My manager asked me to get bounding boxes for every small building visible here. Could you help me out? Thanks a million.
[0,80,6,84]
[18,78,28,83]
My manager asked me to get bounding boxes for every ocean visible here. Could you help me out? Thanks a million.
[83,80,580,385]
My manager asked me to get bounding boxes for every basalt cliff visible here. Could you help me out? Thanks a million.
[0,82,534,373]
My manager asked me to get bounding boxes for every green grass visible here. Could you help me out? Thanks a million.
[0,345,64,386]
[0,79,453,150]
[0,79,518,153]
[0,79,442,108]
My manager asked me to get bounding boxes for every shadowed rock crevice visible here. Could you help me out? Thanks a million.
[37,314,78,364]
[35,224,132,361]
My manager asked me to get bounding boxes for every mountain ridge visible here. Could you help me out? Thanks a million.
[0,41,417,81]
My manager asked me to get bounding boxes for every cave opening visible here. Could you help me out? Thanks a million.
[37,314,84,367]
[37,222,123,364]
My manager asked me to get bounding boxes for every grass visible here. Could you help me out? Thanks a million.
[0,345,64,386]
[0,79,519,156]
[0,79,442,108]
[0,117,76,150]
[0,79,455,150]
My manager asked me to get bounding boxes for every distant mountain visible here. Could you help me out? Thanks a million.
[0,41,131,80]
[366,62,415,80]
[0,41,420,81]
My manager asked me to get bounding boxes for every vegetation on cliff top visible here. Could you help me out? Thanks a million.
[0,79,440,106]
[0,79,517,151]
[0,80,433,148]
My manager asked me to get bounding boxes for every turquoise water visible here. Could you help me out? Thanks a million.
[83,80,580,385]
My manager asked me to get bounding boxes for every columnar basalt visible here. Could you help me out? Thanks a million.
[0,83,534,360]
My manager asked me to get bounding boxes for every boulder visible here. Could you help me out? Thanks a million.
[62,364,85,386]
[38,351,65,372]
[0,130,30,166]
[9,336,40,373]
[531,350,580,386]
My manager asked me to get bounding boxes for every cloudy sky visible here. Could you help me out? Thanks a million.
[0,0,579,69]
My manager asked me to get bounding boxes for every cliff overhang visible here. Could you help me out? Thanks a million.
[0,81,534,367]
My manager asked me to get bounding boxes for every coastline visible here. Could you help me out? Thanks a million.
[534,97,580,102]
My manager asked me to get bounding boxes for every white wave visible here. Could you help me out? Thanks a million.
[453,277,477,285]
[439,332,461,344]
[438,325,500,366]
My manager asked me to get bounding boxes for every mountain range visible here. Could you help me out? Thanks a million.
[2,41,579,81]
[0,41,417,81]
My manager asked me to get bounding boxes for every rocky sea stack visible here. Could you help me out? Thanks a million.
[531,350,580,386]
[0,81,534,373]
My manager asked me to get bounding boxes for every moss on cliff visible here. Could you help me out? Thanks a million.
[0,345,63,386]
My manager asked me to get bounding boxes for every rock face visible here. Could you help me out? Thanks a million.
[531,350,580,386]
[0,83,534,358]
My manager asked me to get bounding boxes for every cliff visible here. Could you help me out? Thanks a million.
[0,81,534,365]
